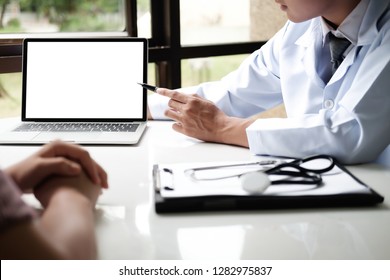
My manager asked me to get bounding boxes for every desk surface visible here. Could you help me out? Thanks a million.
[1,119,389,260]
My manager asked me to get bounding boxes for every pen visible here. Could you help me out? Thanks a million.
[137,82,158,93]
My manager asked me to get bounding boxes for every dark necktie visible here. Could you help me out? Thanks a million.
[329,33,351,74]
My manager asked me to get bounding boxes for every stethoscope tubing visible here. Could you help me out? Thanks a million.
[186,155,335,185]
[264,155,334,185]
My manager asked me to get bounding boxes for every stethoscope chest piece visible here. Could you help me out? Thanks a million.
[240,171,271,194]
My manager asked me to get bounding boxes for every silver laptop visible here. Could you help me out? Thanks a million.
[0,37,148,144]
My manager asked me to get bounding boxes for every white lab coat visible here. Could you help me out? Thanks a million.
[149,0,390,164]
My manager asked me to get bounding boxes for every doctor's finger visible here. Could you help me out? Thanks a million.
[172,122,185,134]
[168,98,187,111]
[157,88,189,103]
[164,108,182,122]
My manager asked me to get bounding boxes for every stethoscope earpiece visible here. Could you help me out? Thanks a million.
[240,171,271,194]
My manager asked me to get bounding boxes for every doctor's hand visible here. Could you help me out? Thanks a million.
[156,88,254,147]
[5,140,108,193]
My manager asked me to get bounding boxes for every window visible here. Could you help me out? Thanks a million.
[181,54,248,87]
[180,0,251,45]
[147,0,285,88]
[0,0,286,117]
[0,72,22,117]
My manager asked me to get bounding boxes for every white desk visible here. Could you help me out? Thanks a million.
[1,119,389,260]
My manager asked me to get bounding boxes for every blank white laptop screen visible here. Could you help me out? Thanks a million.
[23,39,146,120]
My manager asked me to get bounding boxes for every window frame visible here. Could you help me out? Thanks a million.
[0,0,266,88]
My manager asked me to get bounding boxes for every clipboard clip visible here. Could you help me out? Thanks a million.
[153,165,175,193]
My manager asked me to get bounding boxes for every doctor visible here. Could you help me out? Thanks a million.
[148,0,390,164]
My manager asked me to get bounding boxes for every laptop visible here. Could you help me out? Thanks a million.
[0,37,148,145]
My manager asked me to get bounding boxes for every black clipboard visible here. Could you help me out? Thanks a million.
[152,161,384,213]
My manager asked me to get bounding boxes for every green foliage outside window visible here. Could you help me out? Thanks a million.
[0,0,124,32]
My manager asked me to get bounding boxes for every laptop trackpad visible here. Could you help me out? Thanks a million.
[33,132,102,142]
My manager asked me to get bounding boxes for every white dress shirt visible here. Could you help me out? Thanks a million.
[149,0,390,164]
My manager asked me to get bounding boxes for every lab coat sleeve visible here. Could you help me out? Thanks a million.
[148,91,171,120]
[247,22,390,164]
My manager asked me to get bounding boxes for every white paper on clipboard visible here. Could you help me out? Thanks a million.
[154,160,371,199]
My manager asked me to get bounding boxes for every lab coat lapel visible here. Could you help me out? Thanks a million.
[295,23,325,88]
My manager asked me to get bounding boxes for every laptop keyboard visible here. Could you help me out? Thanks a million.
[13,123,139,132]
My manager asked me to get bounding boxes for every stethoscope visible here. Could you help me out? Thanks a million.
[184,155,335,194]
